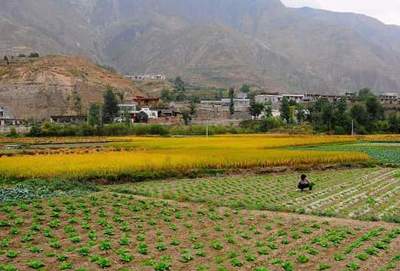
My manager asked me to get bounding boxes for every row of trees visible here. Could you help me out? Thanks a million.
[248,88,400,134]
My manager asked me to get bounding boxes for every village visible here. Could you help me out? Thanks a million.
[1,83,400,132]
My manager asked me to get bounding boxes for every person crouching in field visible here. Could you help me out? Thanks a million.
[298,174,314,192]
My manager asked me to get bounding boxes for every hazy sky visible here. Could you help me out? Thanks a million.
[281,0,400,26]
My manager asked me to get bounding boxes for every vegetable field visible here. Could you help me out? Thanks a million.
[120,168,400,223]
[0,192,399,271]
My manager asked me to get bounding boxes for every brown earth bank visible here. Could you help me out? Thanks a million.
[0,55,145,119]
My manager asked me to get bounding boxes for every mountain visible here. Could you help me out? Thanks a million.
[0,55,144,119]
[1,0,400,93]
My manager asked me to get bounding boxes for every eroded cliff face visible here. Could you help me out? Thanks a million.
[0,55,144,119]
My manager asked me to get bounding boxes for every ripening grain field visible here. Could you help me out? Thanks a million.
[0,135,368,179]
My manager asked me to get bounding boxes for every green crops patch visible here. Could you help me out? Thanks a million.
[119,168,400,223]
[290,143,400,165]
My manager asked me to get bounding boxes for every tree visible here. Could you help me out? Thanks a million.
[321,102,334,131]
[182,111,192,125]
[174,76,185,92]
[102,87,119,123]
[174,76,186,101]
[161,89,173,102]
[249,94,264,119]
[280,97,290,123]
[135,111,149,123]
[240,84,251,93]
[365,96,384,122]
[296,103,307,124]
[29,52,40,58]
[334,98,351,134]
[388,113,400,133]
[3,56,9,65]
[351,104,368,133]
[264,101,273,118]
[189,100,197,116]
[358,88,374,101]
[88,104,102,127]
[229,88,235,116]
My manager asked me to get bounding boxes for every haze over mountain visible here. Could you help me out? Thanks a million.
[1,0,400,93]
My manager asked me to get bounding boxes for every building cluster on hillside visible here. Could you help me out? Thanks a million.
[0,106,24,128]
[0,53,39,66]
[193,91,400,124]
[124,74,167,81]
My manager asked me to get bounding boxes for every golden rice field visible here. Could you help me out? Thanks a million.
[0,135,370,180]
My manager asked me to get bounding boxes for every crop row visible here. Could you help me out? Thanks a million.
[124,168,400,222]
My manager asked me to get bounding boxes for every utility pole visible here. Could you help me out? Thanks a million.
[351,119,354,136]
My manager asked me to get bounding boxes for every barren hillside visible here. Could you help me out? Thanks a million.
[0,55,144,119]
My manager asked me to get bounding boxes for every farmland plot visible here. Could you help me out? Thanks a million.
[0,192,399,271]
[122,168,400,222]
[292,143,400,165]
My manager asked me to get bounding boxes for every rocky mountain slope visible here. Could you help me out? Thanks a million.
[1,0,400,93]
[0,55,144,119]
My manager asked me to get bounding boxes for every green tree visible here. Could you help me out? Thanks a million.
[29,52,40,58]
[174,76,186,101]
[296,103,307,124]
[182,111,192,125]
[161,89,173,102]
[351,103,368,134]
[240,84,251,93]
[388,113,400,133]
[88,104,102,127]
[358,88,374,101]
[280,97,290,123]
[229,88,235,116]
[334,98,351,134]
[102,87,119,123]
[189,99,197,116]
[321,102,335,131]
[365,96,384,122]
[263,101,273,118]
[249,94,265,119]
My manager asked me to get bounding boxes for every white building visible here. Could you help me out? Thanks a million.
[255,94,305,105]
[201,98,250,108]
[255,94,282,104]
[118,103,137,114]
[140,108,158,119]
[0,106,23,127]
[379,93,399,104]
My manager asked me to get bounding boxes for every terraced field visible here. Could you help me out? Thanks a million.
[0,192,399,271]
[119,168,400,223]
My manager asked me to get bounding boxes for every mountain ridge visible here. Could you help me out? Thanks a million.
[1,0,400,93]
